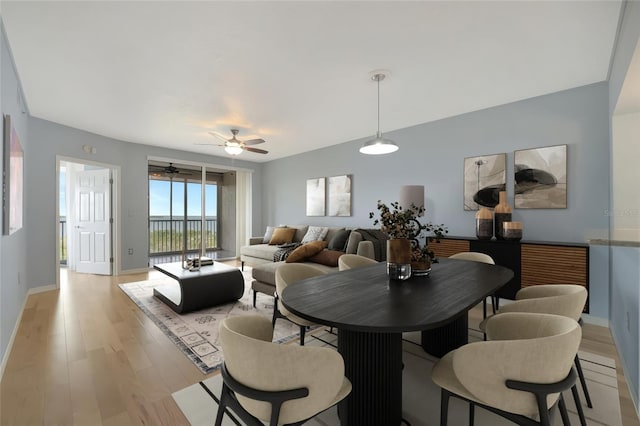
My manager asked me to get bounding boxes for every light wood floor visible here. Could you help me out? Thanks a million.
[1,264,638,425]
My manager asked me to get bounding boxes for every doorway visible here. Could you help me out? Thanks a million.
[57,157,119,287]
[148,160,236,266]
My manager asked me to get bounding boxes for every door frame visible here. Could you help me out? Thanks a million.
[56,155,121,288]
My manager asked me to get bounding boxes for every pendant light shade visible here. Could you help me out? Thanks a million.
[360,72,398,155]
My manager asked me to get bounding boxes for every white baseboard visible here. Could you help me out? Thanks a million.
[581,313,610,327]
[1,285,58,380]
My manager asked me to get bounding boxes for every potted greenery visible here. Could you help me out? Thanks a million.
[370,200,448,275]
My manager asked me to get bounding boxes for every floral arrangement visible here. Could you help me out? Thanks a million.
[370,200,448,263]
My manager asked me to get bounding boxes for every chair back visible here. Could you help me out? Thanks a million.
[449,251,495,264]
[500,284,587,321]
[338,254,378,271]
[275,263,327,317]
[450,312,581,418]
[219,315,349,424]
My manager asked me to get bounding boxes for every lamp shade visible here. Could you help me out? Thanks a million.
[359,134,399,155]
[400,185,424,215]
[225,143,243,156]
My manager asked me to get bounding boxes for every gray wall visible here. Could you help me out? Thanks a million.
[607,0,640,410]
[0,22,29,367]
[262,83,610,244]
[27,117,263,283]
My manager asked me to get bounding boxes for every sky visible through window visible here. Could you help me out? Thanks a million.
[149,180,217,217]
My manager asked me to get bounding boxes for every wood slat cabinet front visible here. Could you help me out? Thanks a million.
[520,244,588,288]
[430,238,470,258]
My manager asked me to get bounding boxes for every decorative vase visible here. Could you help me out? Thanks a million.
[475,207,493,240]
[503,221,523,241]
[387,238,412,280]
[411,257,431,277]
[494,191,512,240]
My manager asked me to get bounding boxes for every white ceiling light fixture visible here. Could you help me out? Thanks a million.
[224,141,244,156]
[360,71,398,155]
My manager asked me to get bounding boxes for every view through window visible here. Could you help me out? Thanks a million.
[148,162,222,262]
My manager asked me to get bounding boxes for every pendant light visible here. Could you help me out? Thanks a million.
[360,71,398,155]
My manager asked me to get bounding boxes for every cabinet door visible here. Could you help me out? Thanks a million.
[521,244,588,288]
[430,239,470,258]
[469,240,521,300]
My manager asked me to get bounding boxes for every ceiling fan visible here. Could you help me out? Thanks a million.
[199,128,269,156]
[148,162,194,178]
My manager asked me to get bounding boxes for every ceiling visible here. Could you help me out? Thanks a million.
[1,1,626,163]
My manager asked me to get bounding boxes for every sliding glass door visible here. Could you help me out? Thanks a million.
[148,161,223,264]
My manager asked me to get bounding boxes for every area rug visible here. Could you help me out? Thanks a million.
[173,329,623,426]
[119,267,303,374]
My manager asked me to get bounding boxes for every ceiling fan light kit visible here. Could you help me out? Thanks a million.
[360,71,398,155]
[205,128,269,156]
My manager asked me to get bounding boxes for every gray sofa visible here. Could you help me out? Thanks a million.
[240,226,381,306]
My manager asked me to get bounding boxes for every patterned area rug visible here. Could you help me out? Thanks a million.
[119,267,302,374]
[173,329,623,426]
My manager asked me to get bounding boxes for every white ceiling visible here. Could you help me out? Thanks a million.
[1,1,624,163]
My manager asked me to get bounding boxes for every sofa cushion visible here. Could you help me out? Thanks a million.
[252,261,283,286]
[301,226,329,244]
[262,226,276,244]
[269,227,296,245]
[324,227,346,244]
[309,249,344,267]
[241,244,282,259]
[327,229,351,250]
[290,225,309,243]
[286,241,327,263]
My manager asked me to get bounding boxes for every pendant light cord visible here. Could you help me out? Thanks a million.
[377,75,381,136]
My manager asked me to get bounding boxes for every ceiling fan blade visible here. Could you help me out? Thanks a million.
[244,146,269,154]
[208,131,231,143]
[242,138,265,146]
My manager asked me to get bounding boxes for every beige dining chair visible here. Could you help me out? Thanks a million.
[274,263,327,345]
[338,254,378,271]
[479,284,590,425]
[448,251,496,319]
[217,314,352,426]
[431,312,581,426]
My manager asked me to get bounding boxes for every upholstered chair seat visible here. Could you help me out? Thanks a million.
[431,312,581,425]
[274,263,327,345]
[338,254,378,271]
[217,315,351,425]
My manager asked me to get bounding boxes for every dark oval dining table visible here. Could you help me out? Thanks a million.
[281,258,514,426]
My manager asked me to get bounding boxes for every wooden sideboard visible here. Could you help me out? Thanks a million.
[430,237,589,311]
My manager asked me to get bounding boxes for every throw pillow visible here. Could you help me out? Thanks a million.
[300,226,329,244]
[327,229,351,251]
[269,227,296,245]
[262,226,276,244]
[309,249,344,267]
[286,241,328,263]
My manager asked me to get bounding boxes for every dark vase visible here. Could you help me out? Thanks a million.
[494,191,512,240]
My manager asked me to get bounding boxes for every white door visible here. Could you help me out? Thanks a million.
[75,168,112,275]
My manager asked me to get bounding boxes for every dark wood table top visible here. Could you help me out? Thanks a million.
[281,258,514,333]
[153,261,237,281]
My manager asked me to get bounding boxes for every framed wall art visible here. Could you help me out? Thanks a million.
[306,177,325,216]
[327,174,352,216]
[514,144,567,209]
[3,115,24,235]
[463,153,506,210]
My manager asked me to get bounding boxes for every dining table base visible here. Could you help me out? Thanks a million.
[337,330,403,426]
[421,313,469,358]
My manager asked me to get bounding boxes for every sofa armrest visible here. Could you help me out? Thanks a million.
[249,237,264,245]
[356,241,375,259]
